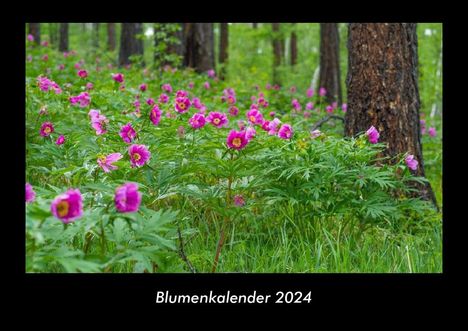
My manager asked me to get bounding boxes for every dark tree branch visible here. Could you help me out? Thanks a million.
[177,226,196,273]
[311,115,345,131]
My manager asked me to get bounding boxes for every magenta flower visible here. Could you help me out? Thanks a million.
[174,97,191,113]
[342,103,348,112]
[188,82,195,89]
[319,87,327,97]
[405,154,418,171]
[112,73,124,83]
[98,153,123,173]
[268,118,281,135]
[115,182,142,213]
[146,98,155,106]
[207,112,229,128]
[86,82,94,90]
[229,106,239,116]
[192,97,203,109]
[189,113,206,129]
[311,129,322,139]
[226,130,249,150]
[246,109,264,125]
[233,194,245,207]
[203,81,210,89]
[261,120,270,132]
[55,135,65,145]
[150,105,162,126]
[162,83,172,93]
[292,99,301,111]
[278,124,293,139]
[37,76,62,94]
[159,93,169,103]
[50,189,83,223]
[269,111,276,118]
[120,123,137,143]
[25,183,35,203]
[245,127,256,141]
[88,109,108,135]
[238,120,246,131]
[77,70,88,78]
[27,34,34,42]
[265,83,272,90]
[69,92,90,108]
[306,102,314,110]
[326,105,333,113]
[42,54,49,61]
[366,126,380,144]
[207,69,216,78]
[307,88,314,98]
[128,144,151,168]
[227,95,236,105]
[139,83,147,92]
[428,127,437,137]
[40,122,54,137]
[176,90,188,98]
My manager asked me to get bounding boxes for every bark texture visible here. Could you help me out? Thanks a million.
[219,23,229,79]
[107,23,116,51]
[345,23,437,206]
[319,23,342,104]
[290,23,298,66]
[272,23,282,85]
[119,23,144,67]
[59,23,69,52]
[183,23,215,73]
[29,23,41,45]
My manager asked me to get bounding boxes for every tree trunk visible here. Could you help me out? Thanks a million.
[252,23,258,29]
[59,23,69,52]
[119,23,145,67]
[154,23,184,68]
[92,23,100,49]
[272,23,282,85]
[319,23,342,104]
[183,23,214,73]
[107,23,116,51]
[345,23,437,207]
[28,23,40,45]
[49,23,58,46]
[290,23,297,66]
[219,23,229,80]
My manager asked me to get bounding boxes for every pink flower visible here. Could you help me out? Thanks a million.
[307,88,314,98]
[98,153,123,173]
[304,111,311,118]
[292,99,301,111]
[57,63,65,70]
[174,97,191,113]
[229,106,239,116]
[245,127,256,141]
[188,82,194,89]
[150,105,162,126]
[162,83,172,93]
[176,90,188,98]
[332,102,338,109]
[227,130,249,150]
[86,82,94,90]
[128,144,151,168]
[246,109,264,125]
[207,69,216,78]
[50,189,83,223]
[265,83,272,90]
[306,102,314,110]
[233,194,245,206]
[112,73,124,83]
[227,95,236,105]
[42,54,49,61]
[261,120,270,131]
[69,92,90,108]
[139,83,147,92]
[319,87,327,97]
[207,112,229,128]
[77,70,88,78]
[366,126,380,144]
[88,109,108,135]
[290,86,297,93]
[40,122,54,137]
[27,34,34,42]
[342,103,348,112]
[326,105,333,113]
[310,129,322,139]
[192,97,203,109]
[146,98,155,106]
[37,76,62,94]
[238,120,246,130]
[26,183,35,203]
[189,113,206,129]
[268,118,281,135]
[55,135,65,145]
[203,81,210,89]
[278,124,293,139]
[119,123,137,143]
[41,40,49,47]
[269,111,276,118]
[159,94,169,103]
[405,154,418,171]
[115,182,142,213]
[428,127,437,137]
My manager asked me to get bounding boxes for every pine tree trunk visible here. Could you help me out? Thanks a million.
[319,23,342,104]
[59,23,69,52]
[272,23,282,85]
[107,23,116,51]
[290,23,297,66]
[219,23,229,80]
[183,23,214,73]
[29,23,40,45]
[119,23,145,67]
[345,23,437,207]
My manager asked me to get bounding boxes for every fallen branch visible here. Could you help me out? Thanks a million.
[177,226,196,273]
[311,115,345,131]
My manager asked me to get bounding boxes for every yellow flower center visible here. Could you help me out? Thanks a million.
[99,156,107,163]
[133,153,141,161]
[44,127,51,134]
[249,116,256,123]
[232,138,242,147]
[178,102,186,110]
[213,118,221,125]
[56,201,69,217]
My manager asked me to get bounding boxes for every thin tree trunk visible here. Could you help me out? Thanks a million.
[29,23,40,45]
[252,23,258,29]
[92,23,100,49]
[59,23,69,52]
[183,23,214,73]
[119,23,145,67]
[272,23,282,85]
[219,23,229,80]
[290,23,297,66]
[107,23,116,51]
[319,23,342,104]
[345,23,437,207]
[49,23,58,46]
